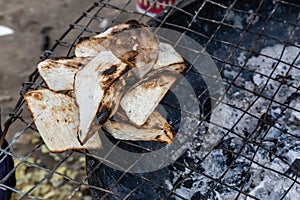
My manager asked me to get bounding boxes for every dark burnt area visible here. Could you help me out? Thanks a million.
[112,21,145,35]
[78,36,90,43]
[163,129,174,141]
[119,65,131,77]
[126,20,146,29]
[99,77,114,88]
[123,51,137,64]
[77,62,84,67]
[102,65,117,75]
[97,106,111,125]
[285,159,300,177]
[57,59,85,69]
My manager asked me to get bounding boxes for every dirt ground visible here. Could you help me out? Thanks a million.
[0,0,137,199]
[0,0,97,123]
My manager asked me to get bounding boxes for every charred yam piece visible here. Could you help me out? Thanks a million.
[74,51,128,144]
[38,57,90,91]
[103,110,174,144]
[154,42,184,70]
[75,20,159,78]
[120,63,186,126]
[24,89,102,152]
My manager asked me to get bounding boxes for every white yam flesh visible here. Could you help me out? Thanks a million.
[24,89,102,152]
[38,57,90,91]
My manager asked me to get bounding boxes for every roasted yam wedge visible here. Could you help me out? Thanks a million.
[75,20,159,78]
[24,89,102,152]
[120,63,186,126]
[154,43,184,70]
[74,51,128,144]
[103,110,174,144]
[38,57,90,91]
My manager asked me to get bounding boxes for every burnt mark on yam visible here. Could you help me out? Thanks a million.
[121,51,138,66]
[119,65,131,77]
[40,58,84,71]
[126,20,144,28]
[163,126,174,141]
[60,61,84,69]
[168,63,187,73]
[32,92,44,101]
[112,28,129,36]
[62,58,87,68]
[138,76,170,90]
[97,106,111,125]
[39,59,56,70]
[77,62,84,67]
[77,37,106,50]
[100,65,128,88]
[100,78,114,89]
[103,65,117,75]
[155,135,161,140]
[154,135,170,144]
[110,21,144,35]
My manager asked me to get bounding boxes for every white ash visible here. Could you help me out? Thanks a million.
[226,11,244,29]
[168,44,300,199]
[290,98,300,120]
[245,10,259,25]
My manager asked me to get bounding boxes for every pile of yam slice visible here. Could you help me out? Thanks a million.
[24,20,186,152]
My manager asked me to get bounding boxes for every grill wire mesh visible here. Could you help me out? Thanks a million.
[1,0,300,199]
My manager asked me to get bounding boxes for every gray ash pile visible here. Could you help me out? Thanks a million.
[87,0,300,199]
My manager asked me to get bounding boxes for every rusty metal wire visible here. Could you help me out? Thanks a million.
[2,0,300,199]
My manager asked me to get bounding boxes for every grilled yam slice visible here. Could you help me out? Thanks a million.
[38,57,90,91]
[103,110,174,144]
[120,63,186,126]
[75,20,159,78]
[24,89,102,152]
[74,51,128,144]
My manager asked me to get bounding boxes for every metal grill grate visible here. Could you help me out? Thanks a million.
[1,0,300,199]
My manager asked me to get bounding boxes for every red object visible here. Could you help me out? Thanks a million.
[136,0,176,16]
